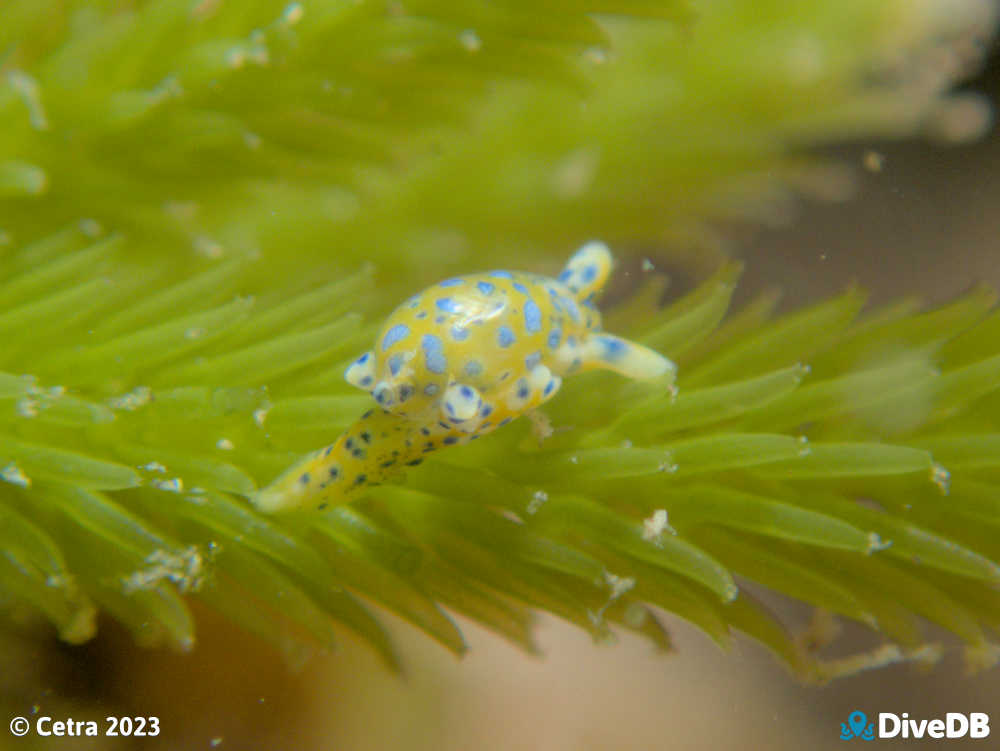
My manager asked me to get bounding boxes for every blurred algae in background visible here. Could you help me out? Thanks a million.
[2,0,1000,720]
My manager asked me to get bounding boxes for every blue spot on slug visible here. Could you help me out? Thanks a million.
[477,281,495,295]
[600,336,627,361]
[382,323,410,351]
[524,299,542,333]
[422,334,447,374]
[498,326,515,348]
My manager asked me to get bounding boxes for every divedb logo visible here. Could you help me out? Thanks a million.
[840,710,990,741]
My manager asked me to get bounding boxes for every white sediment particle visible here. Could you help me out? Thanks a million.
[226,47,247,69]
[15,397,38,418]
[253,405,271,427]
[157,74,183,101]
[282,2,304,25]
[642,509,675,542]
[641,258,655,272]
[216,438,235,451]
[248,45,270,65]
[140,461,168,473]
[499,508,524,525]
[588,571,636,627]
[245,30,270,65]
[193,235,225,258]
[604,571,635,599]
[526,410,553,442]
[151,477,184,493]
[0,463,31,488]
[816,643,943,682]
[527,489,548,515]
[866,532,893,553]
[185,327,205,340]
[108,386,152,411]
[121,546,208,594]
[797,434,812,456]
[930,462,951,495]
[459,29,481,52]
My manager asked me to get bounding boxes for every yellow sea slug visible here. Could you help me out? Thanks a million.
[253,242,674,512]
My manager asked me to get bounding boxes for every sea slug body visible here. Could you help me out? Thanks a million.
[253,241,674,513]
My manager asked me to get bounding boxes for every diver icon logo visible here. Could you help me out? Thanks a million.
[840,710,875,741]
